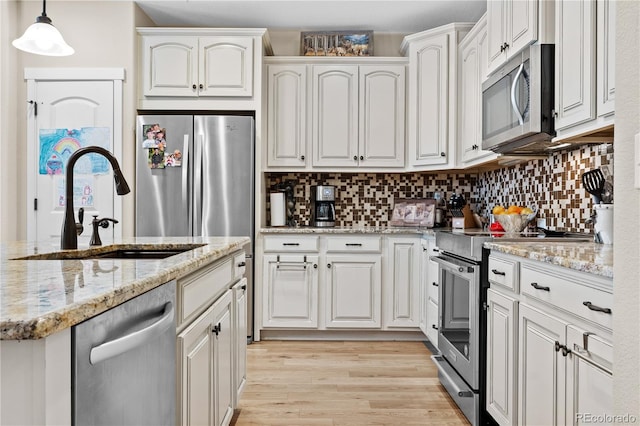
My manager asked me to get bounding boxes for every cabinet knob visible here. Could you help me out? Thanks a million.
[431,325,439,330]
[353,155,358,161]
[192,84,197,90]
[327,263,331,268]
[432,282,438,287]
[300,155,305,161]
[440,152,446,157]
[313,264,318,269]
[199,84,204,90]
[241,284,247,291]
[238,261,246,267]
[359,155,364,161]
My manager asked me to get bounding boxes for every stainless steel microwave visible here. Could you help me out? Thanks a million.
[481,44,555,154]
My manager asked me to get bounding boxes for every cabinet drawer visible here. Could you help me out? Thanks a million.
[178,258,233,326]
[488,255,519,292]
[520,264,613,330]
[233,250,246,280]
[326,236,381,253]
[264,236,319,252]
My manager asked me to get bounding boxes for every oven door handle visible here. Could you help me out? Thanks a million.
[430,255,476,275]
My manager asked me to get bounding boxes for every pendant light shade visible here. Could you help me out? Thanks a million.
[12,0,74,56]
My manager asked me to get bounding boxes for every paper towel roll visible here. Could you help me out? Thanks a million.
[270,192,286,227]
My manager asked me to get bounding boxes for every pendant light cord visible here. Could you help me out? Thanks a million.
[42,0,47,16]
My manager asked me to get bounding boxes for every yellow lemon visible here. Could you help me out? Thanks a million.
[492,205,505,215]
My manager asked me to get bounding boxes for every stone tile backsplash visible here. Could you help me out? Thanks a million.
[265,144,613,233]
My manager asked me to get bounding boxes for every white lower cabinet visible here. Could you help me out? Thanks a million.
[262,254,319,328]
[486,252,613,426]
[385,237,421,328]
[232,278,248,407]
[176,250,247,426]
[518,302,567,426]
[486,288,517,426]
[325,254,382,328]
[420,236,440,347]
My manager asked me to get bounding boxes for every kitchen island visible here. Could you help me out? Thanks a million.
[0,236,249,425]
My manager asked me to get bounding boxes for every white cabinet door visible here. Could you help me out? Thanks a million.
[199,36,253,97]
[178,304,215,426]
[426,297,439,347]
[142,36,199,97]
[486,0,508,74]
[597,0,616,118]
[555,0,596,131]
[406,33,450,166]
[325,254,382,328]
[267,64,308,167]
[458,17,497,167]
[312,65,359,167]
[518,303,567,426]
[359,65,405,167]
[487,0,538,75]
[385,237,420,328]
[212,290,234,426]
[419,240,429,336]
[486,289,518,426]
[508,0,538,59]
[232,279,247,407]
[565,325,613,426]
[262,254,319,328]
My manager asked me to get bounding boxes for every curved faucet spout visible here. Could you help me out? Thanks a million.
[61,146,130,250]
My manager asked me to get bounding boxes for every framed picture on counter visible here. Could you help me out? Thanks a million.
[390,198,436,228]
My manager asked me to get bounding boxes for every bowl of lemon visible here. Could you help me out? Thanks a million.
[492,205,537,234]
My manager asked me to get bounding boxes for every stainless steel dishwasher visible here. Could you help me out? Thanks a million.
[72,280,176,425]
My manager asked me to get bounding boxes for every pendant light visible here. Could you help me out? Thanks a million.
[12,0,74,56]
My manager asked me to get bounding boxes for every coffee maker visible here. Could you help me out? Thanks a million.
[311,185,336,227]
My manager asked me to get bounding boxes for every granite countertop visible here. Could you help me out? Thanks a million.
[261,226,437,235]
[485,240,613,279]
[0,236,249,341]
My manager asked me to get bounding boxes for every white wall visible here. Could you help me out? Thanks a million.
[1,0,153,241]
[613,0,640,418]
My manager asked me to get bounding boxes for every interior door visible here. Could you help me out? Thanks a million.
[27,72,122,243]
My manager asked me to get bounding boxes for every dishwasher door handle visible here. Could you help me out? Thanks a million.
[90,302,174,365]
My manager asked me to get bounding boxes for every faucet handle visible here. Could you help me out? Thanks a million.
[90,216,118,246]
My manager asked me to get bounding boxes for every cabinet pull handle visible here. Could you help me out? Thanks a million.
[554,341,562,352]
[583,301,612,314]
[562,346,571,357]
[282,243,299,246]
[491,269,506,276]
[530,282,550,291]
[237,261,246,267]
[432,248,439,253]
[432,282,438,287]
[345,243,362,247]
[431,324,438,330]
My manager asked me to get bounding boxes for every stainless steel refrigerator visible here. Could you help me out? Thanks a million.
[136,114,255,339]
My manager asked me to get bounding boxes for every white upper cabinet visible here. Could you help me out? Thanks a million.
[266,64,308,168]
[554,0,615,140]
[312,63,406,169]
[141,34,253,97]
[402,24,473,170]
[457,15,498,167]
[487,0,539,76]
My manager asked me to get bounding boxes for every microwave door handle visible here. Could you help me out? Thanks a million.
[510,63,525,125]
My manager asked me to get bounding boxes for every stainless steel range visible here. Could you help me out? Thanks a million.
[430,229,590,425]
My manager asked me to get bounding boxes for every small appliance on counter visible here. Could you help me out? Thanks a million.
[311,185,336,227]
[448,194,476,229]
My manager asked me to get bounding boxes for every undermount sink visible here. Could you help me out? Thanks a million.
[12,244,206,261]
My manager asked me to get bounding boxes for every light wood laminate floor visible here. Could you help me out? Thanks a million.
[231,340,470,425]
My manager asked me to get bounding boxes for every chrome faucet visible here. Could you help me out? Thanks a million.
[61,146,130,250]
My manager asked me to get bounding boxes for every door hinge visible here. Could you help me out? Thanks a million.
[34,198,38,211]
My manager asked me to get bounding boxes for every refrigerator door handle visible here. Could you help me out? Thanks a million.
[182,134,192,235]
[194,134,203,236]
